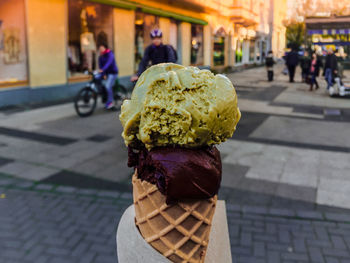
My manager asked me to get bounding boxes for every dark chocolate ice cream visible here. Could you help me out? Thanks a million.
[128,146,222,204]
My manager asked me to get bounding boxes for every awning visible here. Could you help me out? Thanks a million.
[308,29,350,35]
[88,0,208,25]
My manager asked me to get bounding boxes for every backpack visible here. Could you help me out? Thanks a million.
[166,45,178,63]
[148,44,178,64]
[265,57,274,67]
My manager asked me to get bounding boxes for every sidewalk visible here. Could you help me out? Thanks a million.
[223,64,350,210]
[1,64,350,263]
[1,176,350,263]
[232,64,350,109]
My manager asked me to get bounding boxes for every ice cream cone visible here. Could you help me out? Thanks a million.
[132,172,217,263]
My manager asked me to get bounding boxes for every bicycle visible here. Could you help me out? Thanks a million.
[74,72,130,117]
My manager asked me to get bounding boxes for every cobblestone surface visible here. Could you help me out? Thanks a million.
[1,178,350,263]
[0,186,129,263]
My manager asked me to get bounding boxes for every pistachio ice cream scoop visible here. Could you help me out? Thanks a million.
[120,63,240,149]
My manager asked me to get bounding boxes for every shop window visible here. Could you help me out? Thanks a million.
[235,39,243,64]
[213,36,225,66]
[256,40,261,62]
[68,0,113,78]
[312,33,350,59]
[191,25,204,65]
[134,12,159,73]
[261,41,266,62]
[213,27,226,66]
[249,40,255,62]
[0,0,28,86]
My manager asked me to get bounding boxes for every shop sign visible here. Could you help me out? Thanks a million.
[307,29,350,35]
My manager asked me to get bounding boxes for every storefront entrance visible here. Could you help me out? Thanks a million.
[191,24,204,65]
[235,39,243,64]
[134,12,159,73]
[213,27,226,66]
[249,40,256,62]
[310,31,350,60]
[68,0,114,78]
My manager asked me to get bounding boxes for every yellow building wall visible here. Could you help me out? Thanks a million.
[203,25,212,66]
[113,8,135,76]
[280,28,286,54]
[272,0,287,58]
[272,28,285,58]
[179,22,191,66]
[159,17,171,45]
[224,36,229,67]
[228,33,234,66]
[26,0,67,87]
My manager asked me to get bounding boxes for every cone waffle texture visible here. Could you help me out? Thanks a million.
[132,172,217,263]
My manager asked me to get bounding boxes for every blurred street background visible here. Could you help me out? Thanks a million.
[1,66,350,263]
[1,0,350,263]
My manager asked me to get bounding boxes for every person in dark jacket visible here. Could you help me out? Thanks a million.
[323,48,338,90]
[265,50,275,81]
[286,48,299,82]
[309,52,322,91]
[98,43,119,109]
[131,29,176,82]
[300,51,311,83]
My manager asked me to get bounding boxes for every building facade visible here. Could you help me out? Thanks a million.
[306,15,350,60]
[0,0,286,107]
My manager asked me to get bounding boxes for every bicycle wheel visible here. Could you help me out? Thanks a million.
[114,84,131,109]
[74,87,97,117]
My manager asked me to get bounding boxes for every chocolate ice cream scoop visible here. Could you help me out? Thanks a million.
[128,146,222,203]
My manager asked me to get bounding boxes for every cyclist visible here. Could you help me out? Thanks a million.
[98,42,119,109]
[131,29,177,82]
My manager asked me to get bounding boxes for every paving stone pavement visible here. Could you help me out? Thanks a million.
[1,175,350,263]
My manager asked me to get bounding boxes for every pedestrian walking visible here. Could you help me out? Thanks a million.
[265,50,275,81]
[98,42,119,110]
[335,48,345,78]
[282,50,289,75]
[300,51,311,83]
[285,48,299,83]
[309,53,322,91]
[131,29,177,82]
[323,48,338,90]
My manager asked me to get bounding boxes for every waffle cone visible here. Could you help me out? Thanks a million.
[132,172,217,263]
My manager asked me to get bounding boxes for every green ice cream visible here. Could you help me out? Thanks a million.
[120,63,240,149]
